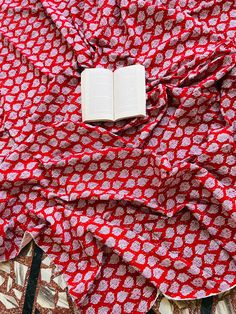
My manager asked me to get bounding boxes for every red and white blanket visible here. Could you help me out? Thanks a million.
[0,0,236,312]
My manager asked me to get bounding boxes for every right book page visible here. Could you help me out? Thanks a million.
[113,64,146,121]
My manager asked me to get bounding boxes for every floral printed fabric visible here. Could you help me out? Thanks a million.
[0,0,235,313]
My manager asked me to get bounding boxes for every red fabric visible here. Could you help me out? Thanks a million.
[0,0,236,312]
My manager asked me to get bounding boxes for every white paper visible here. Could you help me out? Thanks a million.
[81,68,113,122]
[114,64,146,121]
[81,65,146,122]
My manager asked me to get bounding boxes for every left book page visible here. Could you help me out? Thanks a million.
[81,68,114,122]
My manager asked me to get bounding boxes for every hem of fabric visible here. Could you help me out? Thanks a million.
[2,234,236,304]
[22,235,161,311]
[162,283,236,301]
[148,289,160,312]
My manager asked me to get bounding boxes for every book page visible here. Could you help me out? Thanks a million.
[81,68,114,122]
[113,64,146,121]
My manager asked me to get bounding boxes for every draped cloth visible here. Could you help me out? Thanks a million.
[0,0,235,312]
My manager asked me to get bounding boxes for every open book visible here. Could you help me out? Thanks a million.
[81,64,146,122]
